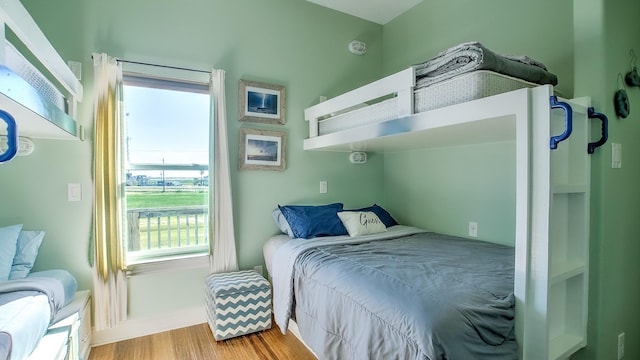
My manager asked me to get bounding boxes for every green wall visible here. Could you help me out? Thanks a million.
[0,0,385,323]
[573,1,640,359]
[382,0,574,97]
[385,142,516,245]
[381,0,574,247]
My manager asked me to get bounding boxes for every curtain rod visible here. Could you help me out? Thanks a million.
[116,58,211,74]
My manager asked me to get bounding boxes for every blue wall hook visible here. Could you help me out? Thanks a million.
[0,110,18,163]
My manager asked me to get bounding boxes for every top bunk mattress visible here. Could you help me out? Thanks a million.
[318,70,539,136]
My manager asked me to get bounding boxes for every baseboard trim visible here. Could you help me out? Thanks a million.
[91,305,206,346]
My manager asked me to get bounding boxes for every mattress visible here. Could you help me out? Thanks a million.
[318,70,538,136]
[0,293,51,360]
[263,234,290,277]
[0,270,77,360]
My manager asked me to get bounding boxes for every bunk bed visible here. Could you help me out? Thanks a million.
[0,0,83,164]
[0,1,90,359]
[268,43,608,360]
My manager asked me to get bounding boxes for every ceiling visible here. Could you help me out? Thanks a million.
[306,0,423,25]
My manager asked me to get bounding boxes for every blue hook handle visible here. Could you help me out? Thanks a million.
[549,96,573,150]
[587,107,608,154]
[0,110,18,163]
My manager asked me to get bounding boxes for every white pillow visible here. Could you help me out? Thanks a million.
[0,224,23,280]
[9,230,46,279]
[272,208,294,237]
[337,211,387,237]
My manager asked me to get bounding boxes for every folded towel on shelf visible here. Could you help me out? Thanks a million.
[413,41,558,88]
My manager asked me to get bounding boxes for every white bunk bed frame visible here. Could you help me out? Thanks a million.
[0,1,91,359]
[0,0,83,142]
[303,69,596,360]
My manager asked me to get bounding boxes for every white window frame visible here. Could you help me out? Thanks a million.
[121,70,211,274]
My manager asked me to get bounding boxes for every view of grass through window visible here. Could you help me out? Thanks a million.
[123,74,210,261]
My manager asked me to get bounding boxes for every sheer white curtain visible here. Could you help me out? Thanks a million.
[91,53,127,330]
[209,69,238,273]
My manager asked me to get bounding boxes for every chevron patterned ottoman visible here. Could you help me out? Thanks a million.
[205,270,272,341]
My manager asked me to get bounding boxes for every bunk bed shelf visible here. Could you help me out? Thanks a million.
[549,334,585,360]
[553,184,588,194]
[551,261,585,285]
[304,87,530,152]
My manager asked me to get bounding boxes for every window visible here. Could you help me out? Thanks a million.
[122,74,210,266]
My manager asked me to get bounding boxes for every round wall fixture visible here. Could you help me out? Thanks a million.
[349,151,367,164]
[348,40,367,55]
[0,136,35,156]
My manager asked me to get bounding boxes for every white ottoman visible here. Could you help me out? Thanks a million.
[205,270,272,340]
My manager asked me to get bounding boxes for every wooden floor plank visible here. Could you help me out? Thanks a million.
[88,323,316,360]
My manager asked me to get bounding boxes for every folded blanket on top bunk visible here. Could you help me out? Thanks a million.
[413,41,558,88]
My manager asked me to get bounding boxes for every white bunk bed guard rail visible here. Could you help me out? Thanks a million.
[305,67,415,138]
[0,0,84,149]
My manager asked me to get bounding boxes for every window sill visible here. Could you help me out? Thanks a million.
[126,253,210,277]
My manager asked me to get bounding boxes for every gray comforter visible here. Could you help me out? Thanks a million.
[413,41,558,88]
[272,226,517,360]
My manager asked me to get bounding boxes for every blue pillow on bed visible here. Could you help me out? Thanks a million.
[278,203,348,239]
[9,230,46,280]
[351,204,399,228]
[0,224,23,280]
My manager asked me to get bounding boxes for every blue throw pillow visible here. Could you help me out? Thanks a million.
[0,224,23,280]
[351,204,399,228]
[278,203,347,239]
[9,230,45,279]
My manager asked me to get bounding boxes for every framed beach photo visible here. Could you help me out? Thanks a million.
[239,128,286,171]
[238,80,286,125]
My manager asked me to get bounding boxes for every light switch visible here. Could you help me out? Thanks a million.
[612,143,622,169]
[319,181,328,194]
[68,183,82,202]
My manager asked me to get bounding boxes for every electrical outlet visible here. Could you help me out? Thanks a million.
[618,332,625,359]
[612,143,622,168]
[468,222,478,238]
[319,181,328,194]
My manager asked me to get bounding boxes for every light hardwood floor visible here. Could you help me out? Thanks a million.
[88,323,316,360]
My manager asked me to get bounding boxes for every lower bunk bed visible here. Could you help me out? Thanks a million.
[266,224,517,359]
[283,41,604,360]
[0,224,91,360]
[1,270,71,360]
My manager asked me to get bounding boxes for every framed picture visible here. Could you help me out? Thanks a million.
[239,128,286,171]
[238,80,286,125]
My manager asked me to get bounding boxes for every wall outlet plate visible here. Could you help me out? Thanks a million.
[469,222,478,237]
